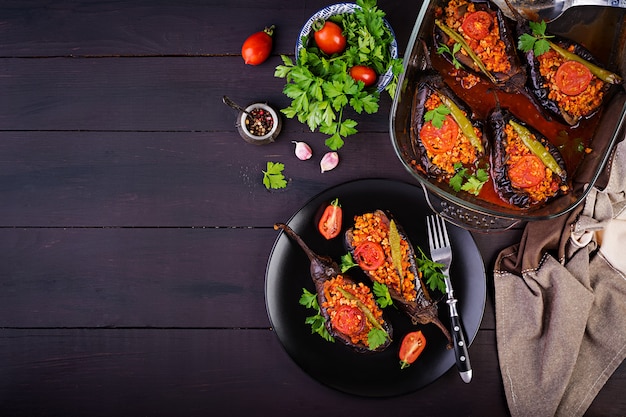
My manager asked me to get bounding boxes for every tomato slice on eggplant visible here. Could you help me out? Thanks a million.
[434,0,526,90]
[490,108,568,208]
[410,73,486,179]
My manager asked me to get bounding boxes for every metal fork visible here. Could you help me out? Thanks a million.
[427,215,473,383]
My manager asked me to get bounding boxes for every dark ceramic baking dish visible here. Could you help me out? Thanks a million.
[390,0,626,230]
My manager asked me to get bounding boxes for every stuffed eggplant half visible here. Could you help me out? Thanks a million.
[411,74,487,183]
[274,223,393,353]
[345,210,452,348]
[519,26,623,126]
[433,0,526,90]
[490,109,568,208]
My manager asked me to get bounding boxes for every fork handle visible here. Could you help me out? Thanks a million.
[449,304,472,383]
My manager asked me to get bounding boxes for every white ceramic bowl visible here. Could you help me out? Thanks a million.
[296,2,398,92]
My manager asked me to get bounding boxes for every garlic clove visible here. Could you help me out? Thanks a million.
[320,151,339,173]
[292,141,313,160]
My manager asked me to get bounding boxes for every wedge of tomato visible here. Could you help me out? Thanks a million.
[419,115,459,154]
[318,198,342,240]
[354,241,385,271]
[555,60,593,96]
[399,330,426,369]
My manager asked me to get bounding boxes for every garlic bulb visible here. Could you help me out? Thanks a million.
[320,151,339,173]
[292,141,313,160]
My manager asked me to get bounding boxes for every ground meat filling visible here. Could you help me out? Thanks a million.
[537,48,605,121]
[504,124,560,203]
[350,212,417,302]
[421,92,480,175]
[322,275,383,347]
[443,0,511,75]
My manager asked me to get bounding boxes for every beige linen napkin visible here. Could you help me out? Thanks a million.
[494,137,626,417]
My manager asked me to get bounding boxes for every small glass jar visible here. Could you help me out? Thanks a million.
[236,103,282,145]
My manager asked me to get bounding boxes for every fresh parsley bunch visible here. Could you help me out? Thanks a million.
[275,0,403,150]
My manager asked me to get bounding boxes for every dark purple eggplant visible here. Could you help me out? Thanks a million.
[344,210,452,348]
[410,72,487,179]
[489,108,568,208]
[274,223,393,353]
[521,30,621,126]
[434,0,526,91]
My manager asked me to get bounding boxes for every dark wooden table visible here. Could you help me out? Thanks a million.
[0,1,624,416]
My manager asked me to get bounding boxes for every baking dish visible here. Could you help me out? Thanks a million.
[390,0,626,231]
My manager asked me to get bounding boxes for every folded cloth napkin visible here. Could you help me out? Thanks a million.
[494,136,626,417]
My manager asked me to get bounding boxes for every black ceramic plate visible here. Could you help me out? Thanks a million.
[265,179,486,397]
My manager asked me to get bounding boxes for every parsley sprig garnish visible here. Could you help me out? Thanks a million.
[416,246,446,294]
[436,43,463,69]
[449,162,489,196]
[372,281,393,308]
[518,20,553,56]
[424,104,451,129]
[274,0,403,150]
[262,161,287,190]
[299,288,335,342]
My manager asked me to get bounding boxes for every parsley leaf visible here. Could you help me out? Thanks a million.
[299,288,335,342]
[424,104,451,129]
[339,252,358,273]
[372,281,393,308]
[449,163,489,196]
[416,246,447,294]
[436,42,463,69]
[367,328,388,350]
[517,20,553,56]
[262,161,287,190]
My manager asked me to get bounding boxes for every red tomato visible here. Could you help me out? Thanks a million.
[318,198,342,240]
[461,11,493,41]
[331,305,366,336]
[508,154,546,189]
[350,65,377,87]
[313,20,346,55]
[241,25,274,65]
[354,241,385,271]
[399,330,426,369]
[419,115,459,154]
[555,60,593,96]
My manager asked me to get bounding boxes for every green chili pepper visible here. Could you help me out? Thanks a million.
[509,120,564,178]
[336,287,388,336]
[548,41,622,85]
[437,93,484,154]
[435,20,498,85]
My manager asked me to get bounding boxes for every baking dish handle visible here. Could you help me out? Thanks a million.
[421,183,521,232]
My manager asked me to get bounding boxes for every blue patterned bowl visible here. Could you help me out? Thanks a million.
[296,2,398,93]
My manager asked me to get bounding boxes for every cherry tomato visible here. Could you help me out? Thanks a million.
[399,330,426,369]
[350,65,377,87]
[331,305,366,336]
[312,20,346,55]
[318,198,342,240]
[241,25,274,65]
[419,115,459,154]
[508,154,546,189]
[461,11,493,41]
[555,60,593,96]
[354,241,385,271]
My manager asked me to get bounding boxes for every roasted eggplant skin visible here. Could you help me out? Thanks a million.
[434,0,526,91]
[521,31,615,126]
[489,108,568,208]
[274,223,393,353]
[345,210,452,348]
[410,72,487,178]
